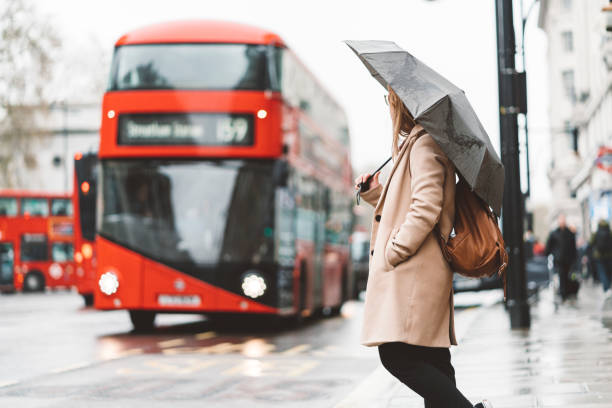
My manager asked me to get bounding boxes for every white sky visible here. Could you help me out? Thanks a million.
[36,0,551,203]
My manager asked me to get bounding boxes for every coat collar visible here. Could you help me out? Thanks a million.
[374,124,425,213]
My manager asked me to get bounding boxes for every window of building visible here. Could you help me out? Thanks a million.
[561,70,576,102]
[561,31,573,52]
[562,0,571,10]
[571,127,579,152]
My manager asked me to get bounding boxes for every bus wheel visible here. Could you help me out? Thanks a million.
[296,260,309,325]
[341,264,349,303]
[328,304,343,317]
[286,260,308,328]
[23,271,45,293]
[326,266,348,317]
[82,294,94,307]
[129,310,156,332]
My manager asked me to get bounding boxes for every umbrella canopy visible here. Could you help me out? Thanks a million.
[345,40,505,215]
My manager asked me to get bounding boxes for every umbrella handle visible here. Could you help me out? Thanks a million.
[355,156,392,205]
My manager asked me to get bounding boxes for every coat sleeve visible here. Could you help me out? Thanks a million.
[358,183,383,208]
[385,134,449,266]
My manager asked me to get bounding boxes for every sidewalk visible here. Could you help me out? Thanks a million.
[337,281,612,408]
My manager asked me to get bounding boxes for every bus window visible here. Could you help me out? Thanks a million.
[22,198,49,217]
[51,242,73,262]
[0,243,14,285]
[21,234,48,261]
[51,199,73,216]
[0,198,17,217]
[100,159,275,266]
[109,43,270,91]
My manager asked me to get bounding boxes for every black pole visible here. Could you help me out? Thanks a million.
[495,0,530,329]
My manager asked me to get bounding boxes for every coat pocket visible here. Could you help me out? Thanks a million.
[384,226,406,270]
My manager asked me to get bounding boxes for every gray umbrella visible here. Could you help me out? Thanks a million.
[345,39,505,215]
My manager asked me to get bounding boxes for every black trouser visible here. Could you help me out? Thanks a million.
[378,342,473,408]
[555,262,571,300]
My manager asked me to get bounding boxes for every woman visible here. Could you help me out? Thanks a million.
[354,87,492,408]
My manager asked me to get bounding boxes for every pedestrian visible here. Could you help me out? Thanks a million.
[355,87,491,408]
[589,219,612,297]
[545,213,578,301]
[585,240,599,283]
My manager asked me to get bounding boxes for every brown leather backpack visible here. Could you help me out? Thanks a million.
[435,177,509,299]
[393,131,508,299]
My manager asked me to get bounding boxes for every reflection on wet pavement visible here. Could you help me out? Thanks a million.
[0,293,381,407]
[387,282,612,407]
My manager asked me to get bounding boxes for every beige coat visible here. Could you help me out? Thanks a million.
[358,124,457,348]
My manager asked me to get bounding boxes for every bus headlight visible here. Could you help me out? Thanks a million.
[99,271,119,295]
[82,243,93,259]
[241,272,266,299]
[49,263,63,280]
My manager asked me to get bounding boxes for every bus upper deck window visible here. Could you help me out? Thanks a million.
[22,198,49,217]
[0,198,18,217]
[51,199,73,216]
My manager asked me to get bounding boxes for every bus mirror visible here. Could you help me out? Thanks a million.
[273,161,289,187]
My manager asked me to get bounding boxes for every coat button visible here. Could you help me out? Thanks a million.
[371,249,374,255]
[375,214,381,222]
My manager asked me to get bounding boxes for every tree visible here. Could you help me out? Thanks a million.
[0,0,61,187]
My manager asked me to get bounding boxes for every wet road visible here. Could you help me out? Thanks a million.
[0,290,492,407]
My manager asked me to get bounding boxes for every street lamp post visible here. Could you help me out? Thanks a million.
[62,101,68,192]
[519,0,539,199]
[495,0,531,329]
[50,100,69,192]
[424,0,531,328]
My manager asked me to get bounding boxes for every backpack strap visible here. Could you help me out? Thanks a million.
[405,129,453,256]
[401,128,428,154]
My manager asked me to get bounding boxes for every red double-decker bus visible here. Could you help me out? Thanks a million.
[0,191,75,292]
[94,20,354,330]
[72,152,98,306]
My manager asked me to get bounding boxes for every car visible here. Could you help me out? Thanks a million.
[452,255,550,294]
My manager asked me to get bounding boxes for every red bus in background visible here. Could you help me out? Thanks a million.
[95,20,355,331]
[72,152,98,306]
[0,191,75,292]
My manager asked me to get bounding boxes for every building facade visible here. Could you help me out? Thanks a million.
[539,0,612,240]
[0,103,99,194]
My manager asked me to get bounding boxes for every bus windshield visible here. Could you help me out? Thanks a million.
[109,43,271,91]
[99,159,276,267]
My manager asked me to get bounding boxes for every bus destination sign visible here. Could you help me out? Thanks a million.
[117,113,254,146]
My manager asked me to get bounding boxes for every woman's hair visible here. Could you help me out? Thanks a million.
[388,86,416,161]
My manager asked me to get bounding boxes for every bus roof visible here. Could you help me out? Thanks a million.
[0,190,70,199]
[116,20,286,47]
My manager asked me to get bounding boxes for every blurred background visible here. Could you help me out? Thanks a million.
[1,0,612,406]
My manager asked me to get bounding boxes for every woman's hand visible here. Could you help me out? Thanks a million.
[354,171,381,192]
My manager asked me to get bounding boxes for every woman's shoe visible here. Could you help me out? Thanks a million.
[474,400,494,408]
